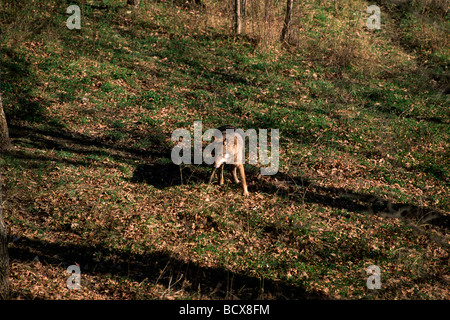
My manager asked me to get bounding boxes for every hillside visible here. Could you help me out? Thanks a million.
[0,0,449,299]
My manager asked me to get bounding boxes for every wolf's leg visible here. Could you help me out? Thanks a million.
[238,164,249,196]
[232,166,240,183]
[219,164,224,185]
[209,167,217,184]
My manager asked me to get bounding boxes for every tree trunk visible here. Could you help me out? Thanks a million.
[127,0,140,8]
[281,0,294,43]
[234,0,241,35]
[0,96,11,153]
[241,0,247,18]
[0,172,9,299]
[0,94,10,300]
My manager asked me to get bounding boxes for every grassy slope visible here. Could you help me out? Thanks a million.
[0,0,448,299]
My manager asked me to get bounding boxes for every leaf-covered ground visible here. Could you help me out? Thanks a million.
[1,0,449,299]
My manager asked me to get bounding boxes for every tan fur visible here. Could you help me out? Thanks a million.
[208,126,248,196]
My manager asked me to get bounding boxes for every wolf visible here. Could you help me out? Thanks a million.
[208,125,249,196]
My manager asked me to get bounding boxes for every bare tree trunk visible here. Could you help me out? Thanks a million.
[0,94,10,300]
[263,0,272,46]
[234,0,241,35]
[241,0,247,32]
[193,0,205,7]
[0,96,10,153]
[127,0,140,8]
[241,0,247,18]
[281,0,294,43]
[0,171,9,299]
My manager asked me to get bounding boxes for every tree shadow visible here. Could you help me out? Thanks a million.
[1,47,48,123]
[131,156,449,232]
[8,236,326,300]
[131,162,214,189]
[8,123,172,166]
[252,170,449,232]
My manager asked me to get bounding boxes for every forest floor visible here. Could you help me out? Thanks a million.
[0,0,448,299]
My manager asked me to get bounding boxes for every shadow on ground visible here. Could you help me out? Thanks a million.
[9,237,326,300]
[132,161,449,232]
[131,163,213,189]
